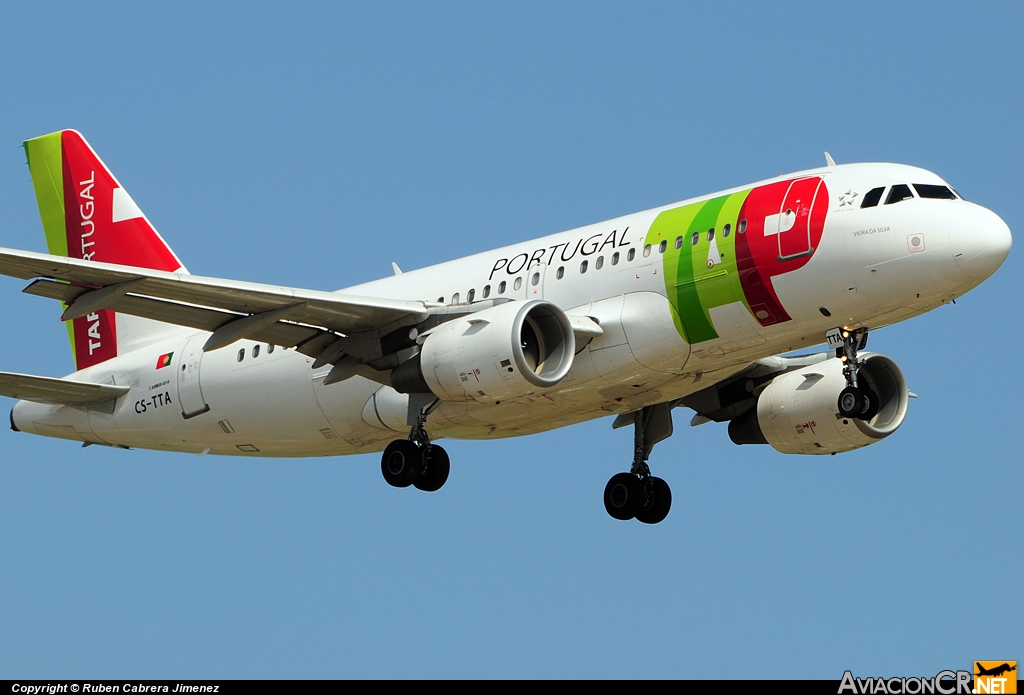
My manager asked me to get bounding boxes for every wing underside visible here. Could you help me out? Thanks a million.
[0,246,431,359]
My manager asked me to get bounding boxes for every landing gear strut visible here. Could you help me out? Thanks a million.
[381,397,450,492]
[827,327,878,421]
[604,403,673,524]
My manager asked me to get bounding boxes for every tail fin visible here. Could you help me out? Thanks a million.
[24,130,189,371]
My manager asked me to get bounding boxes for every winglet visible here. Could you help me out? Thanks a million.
[824,152,836,167]
[392,262,403,275]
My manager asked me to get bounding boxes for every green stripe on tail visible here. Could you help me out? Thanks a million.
[24,132,76,365]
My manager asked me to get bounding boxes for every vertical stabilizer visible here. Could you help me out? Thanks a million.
[24,130,190,370]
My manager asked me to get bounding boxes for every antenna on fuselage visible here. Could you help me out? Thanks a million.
[824,152,837,167]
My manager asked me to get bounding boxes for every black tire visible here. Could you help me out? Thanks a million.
[414,445,450,492]
[858,389,879,421]
[604,472,644,521]
[381,439,421,488]
[635,477,672,525]
[837,386,863,418]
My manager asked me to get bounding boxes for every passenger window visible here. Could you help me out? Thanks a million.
[556,266,564,279]
[861,187,885,208]
[738,219,747,234]
[723,223,731,237]
[675,236,683,250]
[514,277,522,290]
[237,348,245,363]
[483,285,491,299]
[531,272,539,286]
[467,288,475,302]
[691,231,700,246]
[657,240,666,253]
[580,260,588,273]
[252,345,260,359]
[707,228,715,242]
[611,251,619,265]
[451,292,460,304]
[913,183,957,200]
[596,256,604,270]
[643,244,651,258]
[267,344,275,354]
[885,184,914,204]
[627,248,635,262]
[437,297,444,303]
[498,281,506,294]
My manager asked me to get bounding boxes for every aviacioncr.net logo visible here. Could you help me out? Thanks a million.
[838,670,973,694]
[974,662,1017,694]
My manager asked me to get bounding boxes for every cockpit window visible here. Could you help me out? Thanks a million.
[885,184,914,205]
[861,187,885,208]
[913,183,957,200]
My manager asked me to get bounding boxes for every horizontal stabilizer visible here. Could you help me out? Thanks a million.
[0,370,129,406]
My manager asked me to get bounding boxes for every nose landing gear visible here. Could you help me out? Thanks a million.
[381,397,450,492]
[827,327,878,421]
[603,403,673,524]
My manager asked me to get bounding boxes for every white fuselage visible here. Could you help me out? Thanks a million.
[11,162,1011,456]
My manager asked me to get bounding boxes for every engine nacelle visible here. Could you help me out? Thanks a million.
[394,300,575,404]
[728,353,909,455]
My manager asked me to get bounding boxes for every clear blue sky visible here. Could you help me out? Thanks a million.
[0,2,1020,679]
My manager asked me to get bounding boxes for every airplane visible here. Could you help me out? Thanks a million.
[0,130,1012,524]
[976,663,1016,678]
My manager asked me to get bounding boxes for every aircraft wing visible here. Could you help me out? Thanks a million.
[0,370,130,406]
[0,247,430,353]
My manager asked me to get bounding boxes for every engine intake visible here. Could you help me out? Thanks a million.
[728,353,909,455]
[393,300,575,403]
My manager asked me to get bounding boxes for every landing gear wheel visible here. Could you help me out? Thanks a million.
[838,386,863,419]
[381,439,422,488]
[635,477,672,525]
[414,445,450,492]
[858,389,879,421]
[604,472,644,521]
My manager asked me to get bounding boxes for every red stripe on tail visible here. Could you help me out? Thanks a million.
[58,131,185,370]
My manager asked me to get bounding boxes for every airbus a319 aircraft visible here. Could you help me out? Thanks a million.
[0,131,1011,523]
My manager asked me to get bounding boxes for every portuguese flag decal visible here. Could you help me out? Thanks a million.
[156,352,174,369]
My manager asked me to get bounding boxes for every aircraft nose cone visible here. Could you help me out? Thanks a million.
[949,205,1012,280]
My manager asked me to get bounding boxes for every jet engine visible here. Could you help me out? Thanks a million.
[391,300,575,404]
[728,353,909,455]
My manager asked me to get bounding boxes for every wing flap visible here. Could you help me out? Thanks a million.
[0,370,130,406]
[22,278,91,303]
[2,247,429,337]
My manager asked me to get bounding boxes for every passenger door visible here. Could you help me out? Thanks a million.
[772,177,825,261]
[176,334,210,419]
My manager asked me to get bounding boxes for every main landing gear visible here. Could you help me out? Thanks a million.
[827,327,878,421]
[604,403,673,524]
[381,398,450,492]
